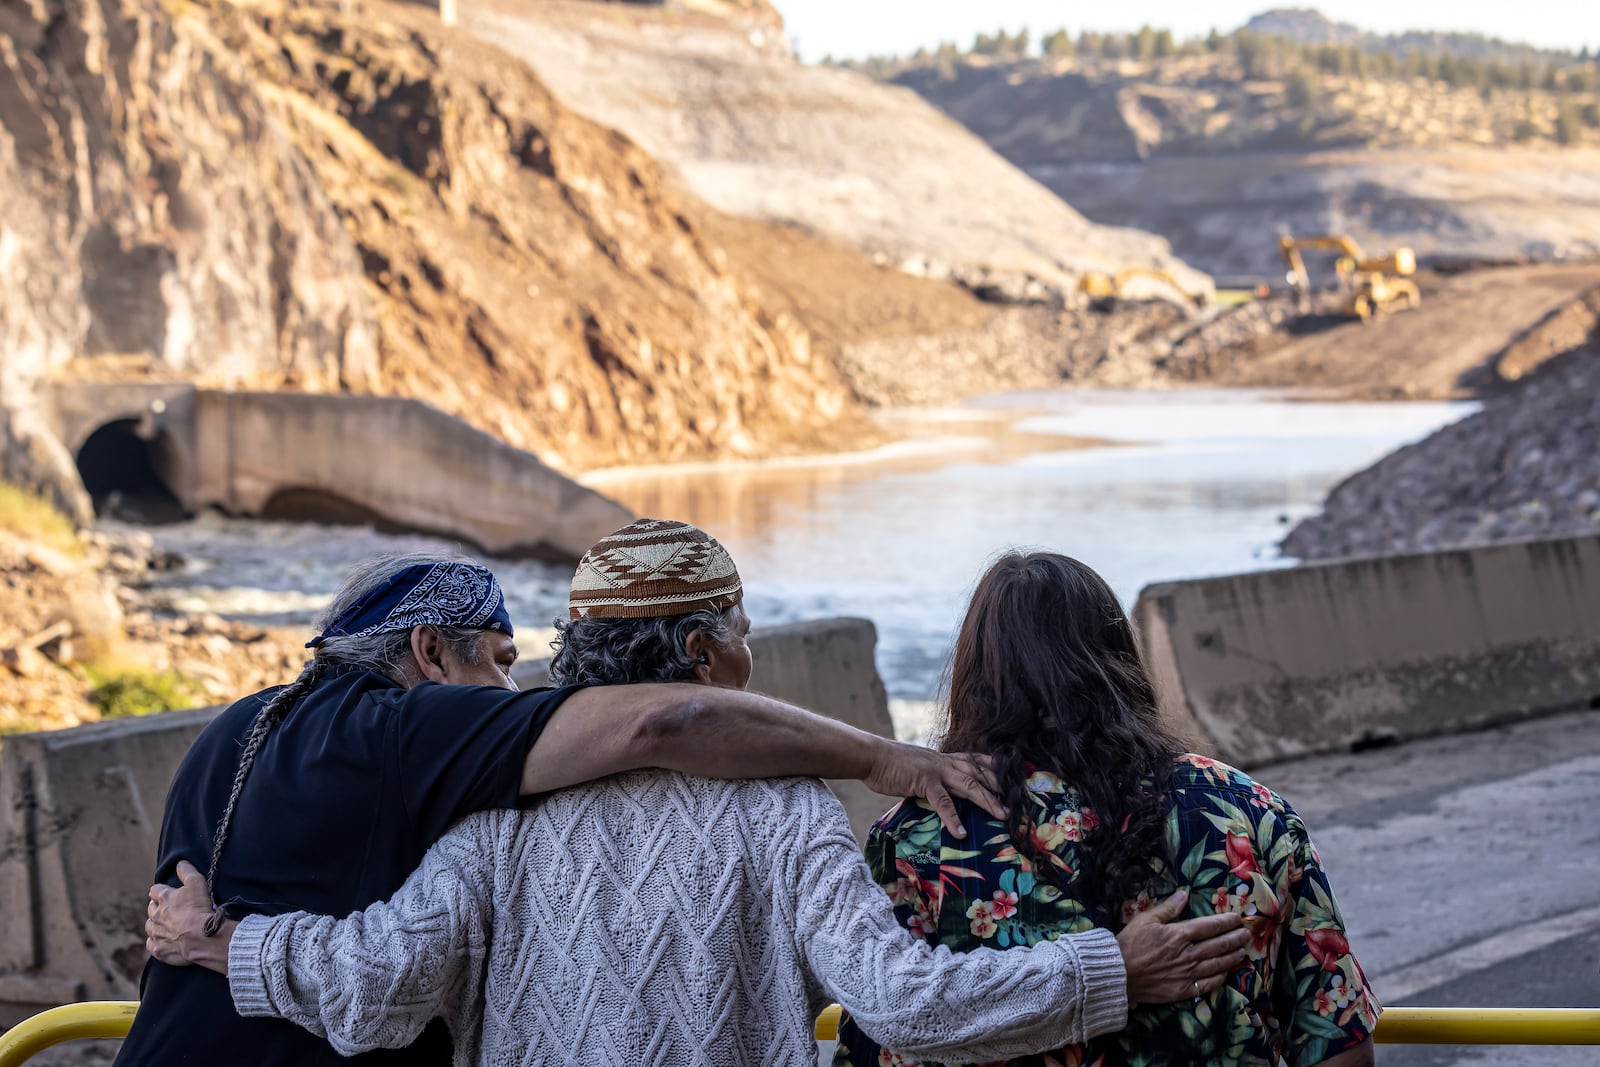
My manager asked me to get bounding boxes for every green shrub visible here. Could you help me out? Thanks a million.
[0,480,79,555]
[86,665,204,719]
[1556,102,1582,144]
[1285,68,1317,108]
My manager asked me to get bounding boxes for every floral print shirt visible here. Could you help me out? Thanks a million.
[834,754,1380,1067]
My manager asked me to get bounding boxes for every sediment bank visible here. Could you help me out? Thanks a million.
[1285,332,1600,561]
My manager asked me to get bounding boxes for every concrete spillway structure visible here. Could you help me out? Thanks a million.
[44,383,630,562]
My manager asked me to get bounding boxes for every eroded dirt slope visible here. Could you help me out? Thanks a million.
[1163,264,1600,397]
[1,0,876,481]
[460,0,1209,303]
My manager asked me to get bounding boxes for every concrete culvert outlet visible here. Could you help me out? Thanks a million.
[75,419,187,524]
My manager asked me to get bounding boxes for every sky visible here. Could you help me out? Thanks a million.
[775,2,1600,62]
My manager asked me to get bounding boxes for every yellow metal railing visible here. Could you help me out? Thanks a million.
[3,1001,1599,1064]
[0,1002,139,1067]
[1372,1007,1600,1045]
[815,1004,1600,1046]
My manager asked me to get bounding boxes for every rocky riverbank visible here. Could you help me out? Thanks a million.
[1283,337,1600,561]
[0,488,303,735]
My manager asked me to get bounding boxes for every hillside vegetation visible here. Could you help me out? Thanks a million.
[836,10,1600,278]
[837,12,1600,156]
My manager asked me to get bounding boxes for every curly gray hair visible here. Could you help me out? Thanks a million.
[548,606,736,686]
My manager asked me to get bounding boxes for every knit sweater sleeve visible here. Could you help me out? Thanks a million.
[227,812,498,1062]
[788,782,1128,1061]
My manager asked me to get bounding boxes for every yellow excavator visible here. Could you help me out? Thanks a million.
[1079,268,1208,310]
[1277,234,1420,322]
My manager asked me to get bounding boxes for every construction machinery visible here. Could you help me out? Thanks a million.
[1277,234,1420,322]
[1079,268,1208,310]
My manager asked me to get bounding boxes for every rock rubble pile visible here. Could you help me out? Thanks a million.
[1283,342,1600,560]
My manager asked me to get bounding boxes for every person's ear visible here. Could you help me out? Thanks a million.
[684,627,715,685]
[409,626,450,685]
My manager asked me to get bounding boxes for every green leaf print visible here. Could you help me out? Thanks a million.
[837,758,1378,1067]
[1299,1009,1355,1040]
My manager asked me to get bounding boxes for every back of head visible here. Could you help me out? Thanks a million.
[311,551,500,680]
[550,518,744,686]
[199,550,510,932]
[941,551,1177,924]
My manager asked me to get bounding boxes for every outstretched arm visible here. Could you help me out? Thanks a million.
[522,684,1001,835]
[791,789,1250,1061]
[146,821,498,1060]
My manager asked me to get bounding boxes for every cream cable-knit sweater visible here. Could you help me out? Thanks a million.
[229,773,1128,1065]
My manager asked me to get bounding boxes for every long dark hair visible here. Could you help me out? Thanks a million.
[940,551,1179,928]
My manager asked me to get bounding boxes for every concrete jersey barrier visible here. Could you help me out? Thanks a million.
[1134,533,1600,769]
[0,617,893,1015]
[0,709,221,1019]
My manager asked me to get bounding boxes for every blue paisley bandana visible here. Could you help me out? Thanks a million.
[307,562,513,648]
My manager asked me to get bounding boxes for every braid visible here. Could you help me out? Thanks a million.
[201,657,327,936]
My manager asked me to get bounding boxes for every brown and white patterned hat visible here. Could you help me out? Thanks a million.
[568,519,743,619]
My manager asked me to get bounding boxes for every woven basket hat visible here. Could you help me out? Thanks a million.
[568,518,743,619]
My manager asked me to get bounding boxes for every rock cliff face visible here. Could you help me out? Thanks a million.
[1,0,868,496]
[0,0,377,513]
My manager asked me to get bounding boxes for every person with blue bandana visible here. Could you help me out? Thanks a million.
[114,548,1003,1067]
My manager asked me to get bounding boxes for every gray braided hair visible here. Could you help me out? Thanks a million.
[201,553,487,935]
[548,607,735,686]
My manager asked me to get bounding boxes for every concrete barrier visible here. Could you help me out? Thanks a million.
[513,616,898,840]
[0,709,219,1019]
[1134,534,1600,769]
[0,618,893,1014]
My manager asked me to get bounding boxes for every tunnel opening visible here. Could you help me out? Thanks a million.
[259,487,403,531]
[76,419,188,524]
[259,488,572,562]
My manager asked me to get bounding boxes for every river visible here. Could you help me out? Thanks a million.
[112,390,1472,742]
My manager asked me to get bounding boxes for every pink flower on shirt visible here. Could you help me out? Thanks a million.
[1225,832,1259,879]
[1305,928,1351,972]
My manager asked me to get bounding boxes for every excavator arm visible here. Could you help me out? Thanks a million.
[1276,233,1419,320]
[1079,268,1206,309]
[1278,234,1368,294]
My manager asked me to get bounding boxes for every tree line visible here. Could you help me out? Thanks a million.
[827,25,1600,100]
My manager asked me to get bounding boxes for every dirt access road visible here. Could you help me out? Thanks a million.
[1204,262,1600,398]
[1276,709,1600,1065]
